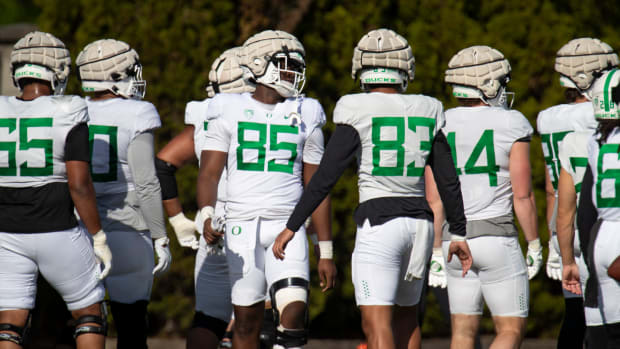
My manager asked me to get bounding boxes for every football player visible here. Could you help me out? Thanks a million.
[433,45,539,349]
[272,29,472,349]
[155,47,255,349]
[0,31,111,349]
[76,39,171,349]
[564,68,620,348]
[197,30,336,349]
[538,37,618,348]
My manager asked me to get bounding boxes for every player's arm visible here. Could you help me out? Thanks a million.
[510,140,541,279]
[556,167,581,293]
[425,165,448,288]
[273,124,360,259]
[156,125,196,216]
[544,162,556,231]
[427,130,472,275]
[196,150,226,244]
[128,131,171,276]
[155,125,201,249]
[65,123,112,279]
[577,165,597,244]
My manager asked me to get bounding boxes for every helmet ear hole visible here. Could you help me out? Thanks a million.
[110,72,122,81]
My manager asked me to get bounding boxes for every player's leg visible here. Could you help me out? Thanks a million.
[0,233,38,349]
[359,306,393,349]
[36,227,106,349]
[477,236,528,349]
[442,240,483,349]
[103,230,154,349]
[264,219,310,348]
[226,219,267,349]
[188,238,231,349]
[557,297,586,349]
[392,305,419,349]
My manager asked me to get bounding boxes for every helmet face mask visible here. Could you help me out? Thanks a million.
[11,31,71,95]
[77,39,147,100]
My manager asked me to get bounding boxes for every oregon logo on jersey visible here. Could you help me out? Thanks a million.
[0,117,53,176]
[371,116,435,177]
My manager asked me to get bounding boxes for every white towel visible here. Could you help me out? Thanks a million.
[404,219,434,281]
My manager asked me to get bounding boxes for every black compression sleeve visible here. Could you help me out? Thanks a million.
[577,164,597,260]
[64,123,90,162]
[428,131,467,236]
[286,124,361,231]
[155,157,179,200]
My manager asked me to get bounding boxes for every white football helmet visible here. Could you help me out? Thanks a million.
[591,68,620,120]
[241,30,305,98]
[76,39,146,99]
[206,47,255,97]
[351,28,415,92]
[10,31,71,95]
[555,37,619,98]
[445,45,514,108]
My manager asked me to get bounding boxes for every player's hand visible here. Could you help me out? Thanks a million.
[317,259,337,292]
[447,240,472,277]
[169,212,199,250]
[272,228,295,260]
[562,262,582,295]
[526,238,543,280]
[429,247,447,288]
[152,237,172,276]
[203,218,224,245]
[92,230,112,280]
[546,237,562,281]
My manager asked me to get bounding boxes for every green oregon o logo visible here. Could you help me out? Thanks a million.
[232,226,242,235]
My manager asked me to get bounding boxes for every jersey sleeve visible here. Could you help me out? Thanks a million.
[53,95,89,125]
[508,111,534,142]
[333,95,356,126]
[202,97,231,153]
[185,100,210,126]
[559,132,577,173]
[302,128,324,164]
[433,99,446,134]
[133,102,162,137]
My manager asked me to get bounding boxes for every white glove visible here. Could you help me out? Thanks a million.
[546,235,562,281]
[153,237,172,276]
[92,230,112,280]
[205,216,226,256]
[428,247,447,288]
[169,212,199,250]
[526,238,543,280]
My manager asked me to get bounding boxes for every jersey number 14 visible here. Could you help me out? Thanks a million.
[447,129,500,187]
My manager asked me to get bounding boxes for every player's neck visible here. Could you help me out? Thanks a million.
[574,96,589,103]
[20,83,52,101]
[369,87,399,94]
[90,91,120,101]
[252,85,284,105]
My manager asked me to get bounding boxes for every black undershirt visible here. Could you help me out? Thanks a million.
[0,123,89,233]
[286,124,466,236]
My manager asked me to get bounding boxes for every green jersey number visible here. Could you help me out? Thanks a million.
[569,156,588,193]
[447,129,500,187]
[541,131,571,190]
[89,125,119,182]
[237,121,298,174]
[596,143,620,208]
[371,116,435,177]
[0,117,53,176]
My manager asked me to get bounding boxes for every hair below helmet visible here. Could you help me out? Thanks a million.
[591,68,620,120]
[10,31,71,95]
[445,45,512,107]
[76,39,146,99]
[206,47,255,98]
[241,30,306,98]
[555,38,619,92]
[352,28,415,92]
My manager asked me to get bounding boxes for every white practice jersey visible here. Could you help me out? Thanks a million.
[185,98,227,206]
[0,95,88,188]
[203,93,325,221]
[559,131,594,200]
[87,98,161,195]
[588,129,620,221]
[444,106,533,220]
[537,102,597,191]
[334,92,444,203]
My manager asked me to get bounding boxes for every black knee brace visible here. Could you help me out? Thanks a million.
[260,307,276,349]
[191,311,228,340]
[0,323,27,345]
[269,277,310,348]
